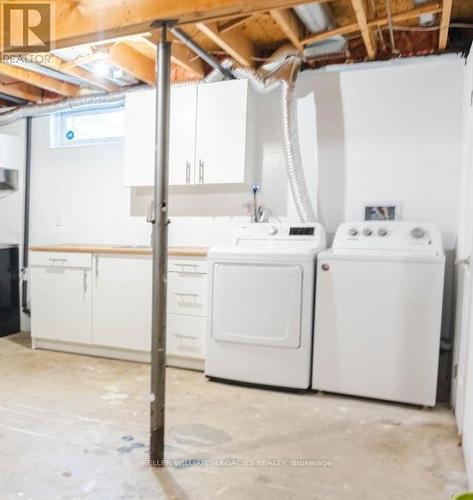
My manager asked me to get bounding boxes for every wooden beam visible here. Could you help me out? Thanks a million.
[219,15,252,33]
[301,2,442,47]
[196,22,255,67]
[38,0,330,50]
[145,35,205,79]
[439,0,453,50]
[351,0,377,59]
[108,42,155,85]
[171,43,205,79]
[270,9,304,51]
[0,63,79,96]
[370,2,442,28]
[302,23,359,46]
[0,82,45,102]
[40,54,119,91]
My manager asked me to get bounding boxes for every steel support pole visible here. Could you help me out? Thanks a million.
[150,22,172,465]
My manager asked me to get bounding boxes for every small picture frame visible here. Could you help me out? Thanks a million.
[364,202,402,221]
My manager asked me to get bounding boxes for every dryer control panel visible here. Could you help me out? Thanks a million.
[235,223,327,250]
[332,221,444,255]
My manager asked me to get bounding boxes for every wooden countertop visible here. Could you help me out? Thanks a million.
[29,244,209,257]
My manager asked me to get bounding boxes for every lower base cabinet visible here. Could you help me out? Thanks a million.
[30,251,207,370]
[92,253,152,352]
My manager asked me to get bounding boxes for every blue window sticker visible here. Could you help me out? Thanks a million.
[66,130,74,141]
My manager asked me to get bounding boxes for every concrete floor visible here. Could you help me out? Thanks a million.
[0,333,468,500]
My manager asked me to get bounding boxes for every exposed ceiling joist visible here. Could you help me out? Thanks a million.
[108,43,155,85]
[270,8,305,52]
[0,82,45,103]
[302,2,442,47]
[196,22,255,67]
[219,15,253,33]
[302,23,358,46]
[41,54,119,92]
[0,63,79,96]
[439,0,453,50]
[351,0,377,59]
[370,2,442,28]
[145,35,205,79]
[171,43,205,79]
[44,0,326,50]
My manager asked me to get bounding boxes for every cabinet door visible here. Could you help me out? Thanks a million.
[195,79,250,184]
[30,266,92,344]
[169,86,198,186]
[124,89,155,186]
[92,254,152,351]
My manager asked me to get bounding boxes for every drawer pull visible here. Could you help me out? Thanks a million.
[174,292,199,298]
[173,333,198,340]
[48,258,67,265]
[176,264,198,270]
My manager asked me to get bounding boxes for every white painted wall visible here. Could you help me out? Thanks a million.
[455,45,473,489]
[0,56,464,362]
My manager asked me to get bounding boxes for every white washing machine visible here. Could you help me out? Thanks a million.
[205,223,327,389]
[313,221,445,406]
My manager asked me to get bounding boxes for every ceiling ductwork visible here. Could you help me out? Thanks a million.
[293,3,348,59]
[293,3,335,33]
[413,0,437,26]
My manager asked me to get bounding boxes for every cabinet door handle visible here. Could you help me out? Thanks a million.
[185,161,191,184]
[199,160,204,184]
[83,269,88,295]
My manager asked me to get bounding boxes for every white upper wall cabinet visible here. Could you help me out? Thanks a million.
[124,80,255,187]
[169,85,198,186]
[195,79,254,185]
[124,90,155,186]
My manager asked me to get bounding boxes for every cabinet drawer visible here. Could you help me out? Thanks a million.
[30,251,92,269]
[167,313,206,359]
[167,272,207,317]
[168,259,207,274]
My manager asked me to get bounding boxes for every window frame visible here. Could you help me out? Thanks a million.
[50,104,125,148]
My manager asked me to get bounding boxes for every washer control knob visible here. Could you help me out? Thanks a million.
[377,228,388,237]
[348,228,358,237]
[411,227,426,239]
[268,226,279,235]
[363,228,373,236]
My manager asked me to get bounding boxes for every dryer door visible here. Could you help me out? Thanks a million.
[210,262,303,348]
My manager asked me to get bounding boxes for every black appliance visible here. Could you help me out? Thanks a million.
[0,244,20,336]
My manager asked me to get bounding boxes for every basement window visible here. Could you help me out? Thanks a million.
[51,105,125,148]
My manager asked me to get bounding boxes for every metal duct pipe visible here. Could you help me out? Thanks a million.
[22,117,32,316]
[170,27,235,80]
[294,3,335,33]
[0,86,148,126]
